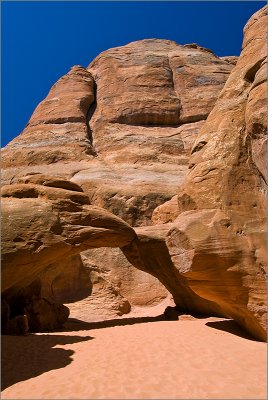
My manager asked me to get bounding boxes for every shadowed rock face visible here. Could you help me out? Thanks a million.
[166,209,266,341]
[122,225,224,318]
[1,177,218,330]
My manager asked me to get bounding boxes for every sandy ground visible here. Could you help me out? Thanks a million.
[1,316,267,399]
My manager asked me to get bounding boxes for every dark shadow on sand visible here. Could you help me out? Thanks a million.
[206,319,259,341]
[1,333,93,390]
[61,310,221,332]
[62,314,166,332]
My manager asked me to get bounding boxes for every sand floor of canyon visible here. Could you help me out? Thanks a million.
[1,315,267,400]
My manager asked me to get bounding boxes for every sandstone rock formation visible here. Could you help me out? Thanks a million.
[166,209,267,341]
[122,225,223,317]
[67,247,169,321]
[1,7,266,340]
[1,40,234,320]
[1,175,136,331]
[2,40,234,225]
[1,66,96,168]
[153,6,267,340]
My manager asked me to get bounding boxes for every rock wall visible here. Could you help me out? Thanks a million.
[1,176,135,331]
[1,40,234,319]
[151,6,267,340]
[1,7,266,340]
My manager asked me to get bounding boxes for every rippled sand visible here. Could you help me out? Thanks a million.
[1,317,267,399]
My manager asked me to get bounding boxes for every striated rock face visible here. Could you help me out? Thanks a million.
[2,66,96,168]
[175,8,267,216]
[1,176,136,291]
[89,40,231,127]
[73,247,169,321]
[1,39,234,319]
[2,8,266,338]
[1,176,136,331]
[166,209,267,341]
[153,6,267,340]
[122,225,223,318]
[2,40,234,224]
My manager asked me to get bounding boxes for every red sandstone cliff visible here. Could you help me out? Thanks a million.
[1,7,266,340]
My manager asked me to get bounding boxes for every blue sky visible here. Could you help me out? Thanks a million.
[1,1,265,146]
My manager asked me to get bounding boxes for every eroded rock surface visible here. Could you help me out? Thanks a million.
[1,40,234,320]
[155,6,267,341]
[2,8,266,338]
[166,209,267,341]
[122,225,223,318]
[2,40,234,225]
[1,176,136,331]
[2,66,96,168]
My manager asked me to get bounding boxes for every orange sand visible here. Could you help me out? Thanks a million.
[1,317,267,399]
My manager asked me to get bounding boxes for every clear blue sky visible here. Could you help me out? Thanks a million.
[1,1,265,146]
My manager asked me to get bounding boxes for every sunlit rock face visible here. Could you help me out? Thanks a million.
[2,3,267,340]
[1,176,135,332]
[1,38,234,322]
[2,39,234,225]
[156,6,267,341]
[3,6,266,339]
[1,66,96,168]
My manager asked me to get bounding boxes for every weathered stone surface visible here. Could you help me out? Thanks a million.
[1,40,233,226]
[1,178,136,292]
[2,6,266,340]
[77,247,168,319]
[89,39,233,127]
[1,39,234,320]
[2,280,70,334]
[3,253,92,333]
[166,209,266,341]
[220,56,238,66]
[2,10,266,339]
[1,177,136,331]
[39,255,93,304]
[122,225,223,317]
[176,7,267,215]
[1,66,96,168]
[151,195,179,224]
[157,6,267,341]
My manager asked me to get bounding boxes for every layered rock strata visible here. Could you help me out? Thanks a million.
[1,176,135,331]
[2,40,234,226]
[1,40,234,319]
[1,66,96,168]
[2,8,266,340]
[153,6,267,340]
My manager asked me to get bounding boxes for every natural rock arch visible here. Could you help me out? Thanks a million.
[1,175,222,334]
[1,7,267,342]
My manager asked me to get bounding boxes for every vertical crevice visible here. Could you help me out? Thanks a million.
[86,80,97,145]
[244,57,265,84]
[86,101,96,144]
[167,55,175,91]
[86,80,98,156]
[167,54,181,122]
